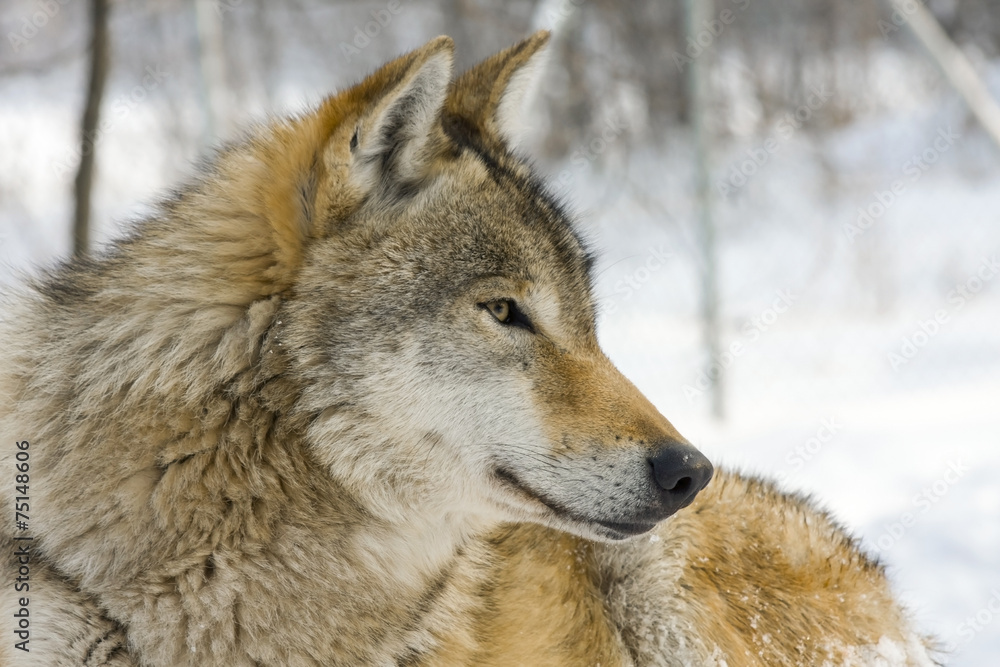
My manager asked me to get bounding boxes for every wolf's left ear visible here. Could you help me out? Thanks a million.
[446,31,551,146]
[346,36,454,190]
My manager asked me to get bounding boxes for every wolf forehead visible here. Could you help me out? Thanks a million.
[297,106,595,329]
[362,142,593,282]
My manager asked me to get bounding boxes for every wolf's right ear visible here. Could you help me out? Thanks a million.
[339,36,454,193]
[446,31,550,146]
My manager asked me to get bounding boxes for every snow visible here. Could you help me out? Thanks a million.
[1,38,998,666]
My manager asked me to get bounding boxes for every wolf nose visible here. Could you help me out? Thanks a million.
[648,443,714,515]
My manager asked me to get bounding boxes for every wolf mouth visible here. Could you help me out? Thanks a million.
[492,465,652,538]
[593,520,657,538]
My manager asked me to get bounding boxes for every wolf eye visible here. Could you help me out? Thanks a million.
[486,300,510,322]
[480,300,534,332]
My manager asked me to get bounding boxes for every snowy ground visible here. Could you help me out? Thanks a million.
[2,42,999,666]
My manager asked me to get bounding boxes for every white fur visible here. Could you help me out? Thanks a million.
[495,43,550,147]
[352,48,453,190]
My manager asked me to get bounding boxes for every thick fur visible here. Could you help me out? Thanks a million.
[0,34,935,666]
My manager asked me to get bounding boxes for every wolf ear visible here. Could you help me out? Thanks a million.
[347,36,454,190]
[447,31,551,146]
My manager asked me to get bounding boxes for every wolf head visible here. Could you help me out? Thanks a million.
[233,33,712,542]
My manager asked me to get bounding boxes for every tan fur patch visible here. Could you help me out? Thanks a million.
[532,343,687,453]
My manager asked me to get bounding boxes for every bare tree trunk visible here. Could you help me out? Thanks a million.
[685,0,724,420]
[72,0,109,258]
[530,0,576,33]
[193,0,231,146]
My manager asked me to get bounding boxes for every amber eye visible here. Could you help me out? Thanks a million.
[479,300,535,332]
[486,300,511,323]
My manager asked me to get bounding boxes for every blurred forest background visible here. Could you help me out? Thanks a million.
[2,0,1000,663]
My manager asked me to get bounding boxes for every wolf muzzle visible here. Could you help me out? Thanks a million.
[595,442,714,539]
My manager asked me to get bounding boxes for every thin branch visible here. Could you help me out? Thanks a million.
[892,0,1000,150]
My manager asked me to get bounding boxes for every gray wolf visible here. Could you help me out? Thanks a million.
[0,32,936,666]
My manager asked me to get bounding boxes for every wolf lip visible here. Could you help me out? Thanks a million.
[495,466,676,537]
[594,520,658,538]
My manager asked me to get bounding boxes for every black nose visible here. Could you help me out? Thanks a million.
[648,443,714,516]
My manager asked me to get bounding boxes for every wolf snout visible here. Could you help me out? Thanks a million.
[648,443,714,515]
